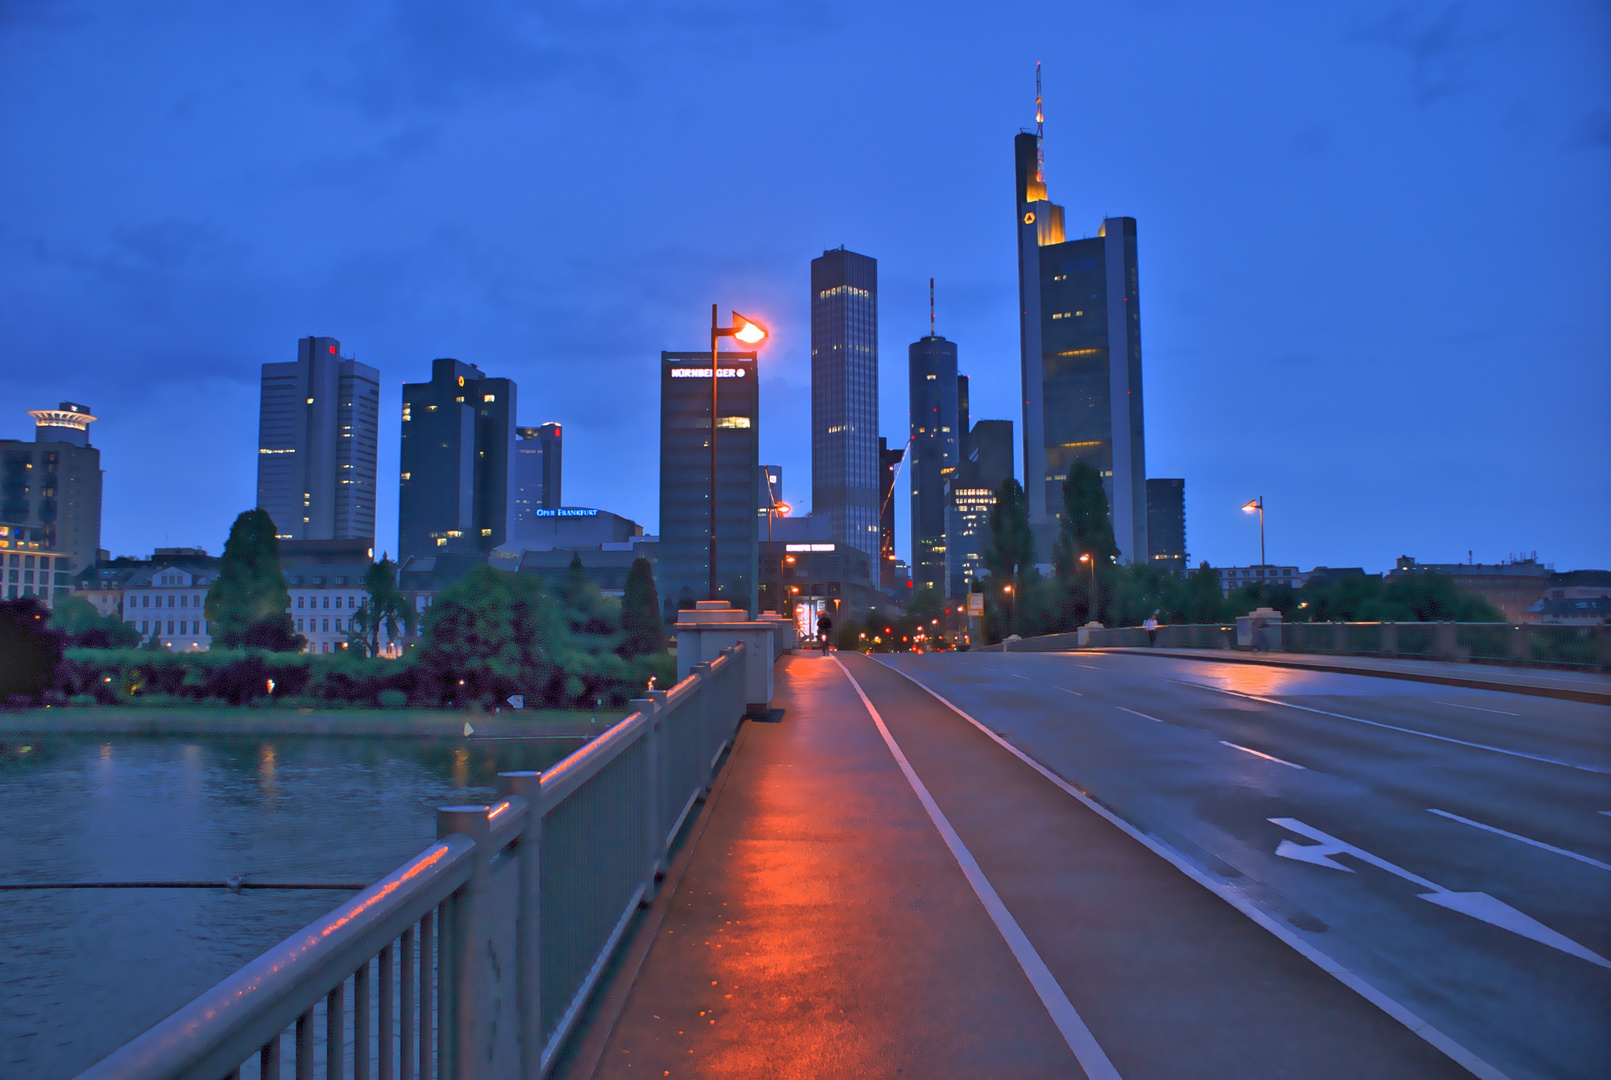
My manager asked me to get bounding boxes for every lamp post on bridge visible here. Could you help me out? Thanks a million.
[1242,496,1266,568]
[707,307,767,601]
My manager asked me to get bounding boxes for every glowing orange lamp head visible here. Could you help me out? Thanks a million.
[732,313,768,345]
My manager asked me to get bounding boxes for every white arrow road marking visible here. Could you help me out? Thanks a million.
[1270,818,1611,969]
[1220,740,1306,770]
[463,721,475,737]
[1116,706,1163,723]
[1427,809,1611,872]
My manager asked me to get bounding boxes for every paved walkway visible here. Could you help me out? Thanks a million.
[584,653,1475,1080]
[1092,646,1611,704]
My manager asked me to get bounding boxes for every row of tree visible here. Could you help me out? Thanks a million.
[2,509,673,707]
[964,463,1503,645]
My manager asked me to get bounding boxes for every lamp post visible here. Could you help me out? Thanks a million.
[707,307,767,600]
[767,497,792,614]
[1003,583,1016,634]
[1078,552,1095,619]
[1242,496,1265,568]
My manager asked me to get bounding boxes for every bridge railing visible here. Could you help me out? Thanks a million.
[1065,621,1609,670]
[76,643,752,1080]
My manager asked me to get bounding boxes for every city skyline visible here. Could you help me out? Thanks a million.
[2,5,1605,573]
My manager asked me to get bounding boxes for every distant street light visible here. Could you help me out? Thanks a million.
[765,491,792,613]
[1242,496,1266,567]
[1078,551,1096,610]
[708,307,768,600]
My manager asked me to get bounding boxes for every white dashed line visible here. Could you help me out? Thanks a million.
[1117,706,1163,723]
[1058,687,1084,697]
[1220,741,1306,770]
[1427,809,1611,872]
[1012,674,1032,681]
[1434,700,1520,717]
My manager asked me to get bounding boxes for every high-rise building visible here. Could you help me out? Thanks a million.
[810,248,880,562]
[946,419,1014,598]
[1014,116,1147,563]
[398,358,517,561]
[908,333,959,594]
[878,438,904,591]
[257,337,381,544]
[658,351,760,618]
[1146,478,1187,574]
[512,422,563,545]
[1,402,102,604]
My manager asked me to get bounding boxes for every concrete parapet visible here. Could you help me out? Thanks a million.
[675,601,776,716]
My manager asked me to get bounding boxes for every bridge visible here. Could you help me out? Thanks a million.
[76,632,1610,1080]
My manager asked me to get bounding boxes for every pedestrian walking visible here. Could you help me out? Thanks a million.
[1144,613,1159,647]
[816,611,833,653]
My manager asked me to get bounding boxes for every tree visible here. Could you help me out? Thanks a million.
[347,557,416,657]
[983,479,1036,637]
[619,557,666,657]
[1052,462,1119,572]
[414,565,566,706]
[0,597,66,702]
[48,595,140,649]
[205,510,303,650]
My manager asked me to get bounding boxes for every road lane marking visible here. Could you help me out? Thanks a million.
[1011,674,1032,681]
[1220,741,1306,770]
[1180,680,1611,775]
[1270,818,1611,969]
[1426,809,1611,872]
[1434,700,1520,717]
[1116,706,1163,723]
[877,660,1513,1080]
[1058,687,1084,697]
[832,657,1122,1080]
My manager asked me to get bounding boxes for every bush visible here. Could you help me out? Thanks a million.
[378,688,408,709]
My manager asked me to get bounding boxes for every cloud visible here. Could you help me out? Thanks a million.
[1357,3,1504,105]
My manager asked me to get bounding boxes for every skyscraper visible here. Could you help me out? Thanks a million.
[513,422,562,528]
[810,248,880,562]
[878,438,904,591]
[1146,478,1187,574]
[1,402,102,603]
[908,333,959,594]
[946,418,1013,598]
[398,358,517,561]
[1014,102,1147,562]
[658,350,760,618]
[257,337,380,544]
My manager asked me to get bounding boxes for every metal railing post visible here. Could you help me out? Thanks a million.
[436,805,493,1080]
[691,662,715,795]
[497,772,543,1080]
[629,697,665,902]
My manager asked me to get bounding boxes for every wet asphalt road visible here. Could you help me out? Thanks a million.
[884,650,1611,1080]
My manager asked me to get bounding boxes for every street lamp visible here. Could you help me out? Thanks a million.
[1078,551,1096,616]
[1242,496,1265,567]
[1003,582,1016,634]
[766,496,792,614]
[708,307,768,600]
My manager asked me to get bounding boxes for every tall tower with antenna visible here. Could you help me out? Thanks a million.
[1013,64,1149,564]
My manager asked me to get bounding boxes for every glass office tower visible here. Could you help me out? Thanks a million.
[1014,131,1148,563]
[1146,477,1187,574]
[658,350,760,618]
[908,333,958,594]
[878,437,904,591]
[398,357,517,561]
[257,336,380,544]
[810,248,880,562]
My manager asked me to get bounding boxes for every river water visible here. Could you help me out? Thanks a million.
[0,731,583,1080]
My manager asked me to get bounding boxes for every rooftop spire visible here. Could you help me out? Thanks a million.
[929,277,935,337]
[1035,61,1045,184]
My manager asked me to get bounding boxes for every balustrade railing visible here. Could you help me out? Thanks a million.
[76,643,752,1080]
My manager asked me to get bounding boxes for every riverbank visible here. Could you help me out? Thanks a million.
[0,705,626,739]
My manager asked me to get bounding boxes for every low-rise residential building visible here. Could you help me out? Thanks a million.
[123,559,219,649]
[282,539,405,655]
[1217,565,1305,595]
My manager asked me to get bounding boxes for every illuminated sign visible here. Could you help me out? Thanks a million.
[785,543,836,552]
[1023,211,1036,224]
[670,368,748,378]
[535,508,600,518]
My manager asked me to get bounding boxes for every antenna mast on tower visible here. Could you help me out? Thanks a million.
[1035,61,1045,183]
[929,277,935,337]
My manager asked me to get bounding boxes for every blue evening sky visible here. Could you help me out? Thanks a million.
[2,1,1606,572]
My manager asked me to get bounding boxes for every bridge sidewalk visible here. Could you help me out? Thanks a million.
[575,652,1474,1080]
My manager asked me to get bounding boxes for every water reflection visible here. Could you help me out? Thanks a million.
[0,732,580,1080]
